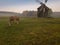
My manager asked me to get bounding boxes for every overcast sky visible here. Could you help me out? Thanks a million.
[0,0,60,13]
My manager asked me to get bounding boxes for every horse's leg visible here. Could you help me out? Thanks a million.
[8,21,11,26]
[15,19,19,24]
[8,19,14,26]
[16,18,19,24]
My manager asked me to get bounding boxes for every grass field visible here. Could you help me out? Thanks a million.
[0,17,60,45]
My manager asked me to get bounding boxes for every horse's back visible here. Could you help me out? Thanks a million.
[9,16,14,21]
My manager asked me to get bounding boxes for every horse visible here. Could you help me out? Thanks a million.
[8,16,19,26]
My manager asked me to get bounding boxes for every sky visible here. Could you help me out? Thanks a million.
[0,0,60,13]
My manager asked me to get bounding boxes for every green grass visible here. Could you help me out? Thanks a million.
[0,17,60,45]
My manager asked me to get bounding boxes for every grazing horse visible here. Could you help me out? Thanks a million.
[8,16,19,26]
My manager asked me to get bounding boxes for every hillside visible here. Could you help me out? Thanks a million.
[0,11,60,18]
[52,12,60,18]
[0,11,21,16]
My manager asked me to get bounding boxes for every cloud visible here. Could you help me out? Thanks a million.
[0,4,38,13]
[47,1,60,12]
[0,0,60,13]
